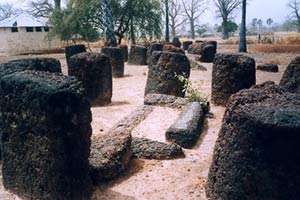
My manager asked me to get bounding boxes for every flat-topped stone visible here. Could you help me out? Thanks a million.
[207,82,300,200]
[65,44,86,67]
[0,70,92,200]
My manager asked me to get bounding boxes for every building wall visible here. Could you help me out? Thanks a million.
[0,27,61,55]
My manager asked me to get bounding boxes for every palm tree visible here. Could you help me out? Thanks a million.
[239,0,247,52]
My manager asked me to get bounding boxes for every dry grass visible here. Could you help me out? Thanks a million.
[250,44,300,53]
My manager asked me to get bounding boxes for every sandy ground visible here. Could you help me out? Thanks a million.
[0,45,297,200]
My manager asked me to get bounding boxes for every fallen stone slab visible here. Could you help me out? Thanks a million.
[257,64,279,72]
[144,93,189,108]
[89,131,132,182]
[131,137,184,160]
[280,56,300,93]
[206,82,300,200]
[166,102,205,149]
[89,105,154,182]
[8,57,62,73]
[0,70,92,200]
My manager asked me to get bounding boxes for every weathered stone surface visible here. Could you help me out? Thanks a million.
[199,44,216,63]
[206,82,300,200]
[183,41,193,50]
[172,37,182,48]
[145,51,190,97]
[131,137,184,160]
[119,44,128,62]
[144,93,189,108]
[0,70,92,200]
[8,57,62,73]
[187,43,203,54]
[166,102,205,149]
[163,44,185,54]
[89,131,132,182]
[147,43,163,64]
[211,54,256,106]
[128,45,147,65]
[101,47,124,77]
[89,105,154,182]
[257,64,279,72]
[280,56,300,93]
[69,52,112,105]
[65,44,86,67]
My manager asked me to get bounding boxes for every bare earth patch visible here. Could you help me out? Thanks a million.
[0,46,297,199]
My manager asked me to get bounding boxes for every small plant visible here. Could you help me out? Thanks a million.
[175,73,210,112]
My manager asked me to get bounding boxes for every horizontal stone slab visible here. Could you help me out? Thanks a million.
[166,102,205,149]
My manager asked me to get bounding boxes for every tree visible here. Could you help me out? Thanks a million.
[103,0,117,46]
[214,0,241,39]
[266,18,273,27]
[239,0,247,52]
[29,0,61,18]
[169,0,186,38]
[164,0,170,42]
[217,20,238,36]
[288,0,300,32]
[182,0,207,39]
[0,3,19,21]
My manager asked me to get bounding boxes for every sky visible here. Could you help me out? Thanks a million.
[2,0,292,25]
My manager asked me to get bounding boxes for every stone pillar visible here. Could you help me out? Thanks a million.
[172,37,182,48]
[145,51,190,97]
[65,44,86,67]
[0,70,92,200]
[147,43,163,64]
[128,45,147,65]
[69,52,112,106]
[182,41,193,51]
[8,57,62,73]
[119,44,129,62]
[211,54,256,106]
[101,47,125,77]
[280,56,300,93]
[207,82,300,200]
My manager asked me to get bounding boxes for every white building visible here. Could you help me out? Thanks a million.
[0,14,61,55]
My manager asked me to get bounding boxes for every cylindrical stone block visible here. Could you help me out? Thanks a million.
[211,54,256,106]
[0,70,92,200]
[65,44,86,67]
[172,37,182,48]
[199,44,216,63]
[8,57,62,73]
[207,82,300,200]
[145,51,190,97]
[69,52,112,106]
[119,44,128,62]
[147,43,163,64]
[280,56,300,93]
[101,47,124,77]
[128,45,147,65]
[182,41,193,51]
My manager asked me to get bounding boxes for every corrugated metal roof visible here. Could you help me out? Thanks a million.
[0,13,49,27]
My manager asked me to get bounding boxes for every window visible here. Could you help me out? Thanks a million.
[44,27,49,32]
[35,27,42,32]
[11,27,18,32]
[26,27,34,32]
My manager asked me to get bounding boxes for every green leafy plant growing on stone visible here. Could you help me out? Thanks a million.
[175,73,210,113]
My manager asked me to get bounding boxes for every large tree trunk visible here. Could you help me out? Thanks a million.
[165,0,170,42]
[54,0,61,10]
[239,0,247,52]
[190,20,195,39]
[130,18,136,45]
[222,18,229,40]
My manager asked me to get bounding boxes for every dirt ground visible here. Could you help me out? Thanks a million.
[0,45,297,200]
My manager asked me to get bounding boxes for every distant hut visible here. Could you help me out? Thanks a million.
[0,14,61,55]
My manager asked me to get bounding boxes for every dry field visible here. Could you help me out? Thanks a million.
[0,43,298,200]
